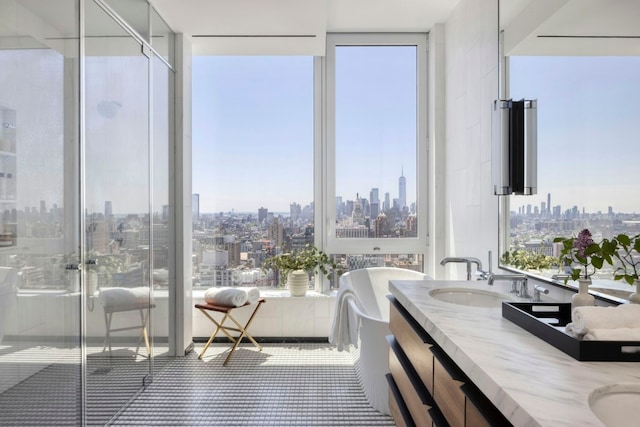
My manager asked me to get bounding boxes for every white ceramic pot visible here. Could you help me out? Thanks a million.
[628,279,640,304]
[287,270,309,297]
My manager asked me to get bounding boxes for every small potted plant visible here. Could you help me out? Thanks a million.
[263,244,342,296]
[554,229,605,309]
[600,233,640,303]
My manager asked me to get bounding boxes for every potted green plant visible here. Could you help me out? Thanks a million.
[600,233,640,303]
[263,244,342,296]
[554,229,605,309]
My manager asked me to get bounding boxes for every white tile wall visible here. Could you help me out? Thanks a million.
[441,0,499,278]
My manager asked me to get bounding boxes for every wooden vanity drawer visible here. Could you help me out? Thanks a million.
[389,338,433,427]
[389,299,434,393]
[432,349,466,427]
[465,397,491,427]
[387,374,416,427]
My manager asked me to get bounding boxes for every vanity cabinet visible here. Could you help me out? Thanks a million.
[388,297,511,427]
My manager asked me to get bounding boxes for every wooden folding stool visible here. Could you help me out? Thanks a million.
[195,298,265,365]
[102,302,155,357]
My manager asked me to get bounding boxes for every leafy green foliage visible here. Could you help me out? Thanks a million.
[262,244,342,283]
[600,233,640,285]
[500,249,558,271]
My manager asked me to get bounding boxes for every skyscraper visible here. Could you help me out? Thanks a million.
[399,169,406,209]
[370,188,379,218]
[192,194,200,224]
[352,194,365,225]
[105,201,112,219]
[547,193,551,213]
[258,207,268,223]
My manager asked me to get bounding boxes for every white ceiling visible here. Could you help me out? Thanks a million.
[149,0,460,55]
[149,0,640,56]
[502,0,640,56]
[2,0,639,57]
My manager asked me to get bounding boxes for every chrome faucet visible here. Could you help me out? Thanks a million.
[475,251,493,280]
[532,285,549,302]
[487,273,529,297]
[440,257,483,280]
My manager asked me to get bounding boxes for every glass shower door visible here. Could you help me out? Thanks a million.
[84,0,151,422]
[0,0,82,425]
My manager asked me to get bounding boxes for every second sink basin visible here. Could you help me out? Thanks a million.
[589,384,640,427]
[429,287,515,307]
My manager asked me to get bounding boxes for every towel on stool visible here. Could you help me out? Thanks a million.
[566,304,640,337]
[204,287,248,307]
[99,287,150,309]
[583,328,640,341]
[236,287,260,304]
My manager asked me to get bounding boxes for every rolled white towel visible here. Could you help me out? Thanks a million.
[204,287,248,307]
[236,287,260,304]
[99,287,150,309]
[583,328,640,341]
[619,304,640,328]
[570,306,632,336]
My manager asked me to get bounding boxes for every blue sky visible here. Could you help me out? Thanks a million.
[193,53,640,215]
[192,47,417,214]
[509,56,640,214]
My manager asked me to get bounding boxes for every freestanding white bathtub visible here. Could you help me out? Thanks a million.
[334,267,432,415]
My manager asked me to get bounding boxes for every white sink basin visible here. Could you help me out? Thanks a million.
[589,384,640,427]
[428,287,515,307]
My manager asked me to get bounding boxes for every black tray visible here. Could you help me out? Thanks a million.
[502,302,640,362]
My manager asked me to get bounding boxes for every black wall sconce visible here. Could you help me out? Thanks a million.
[492,99,537,196]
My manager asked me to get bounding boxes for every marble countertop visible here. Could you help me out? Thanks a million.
[389,279,640,427]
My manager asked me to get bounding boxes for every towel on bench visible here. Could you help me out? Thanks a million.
[204,287,248,307]
[98,287,150,310]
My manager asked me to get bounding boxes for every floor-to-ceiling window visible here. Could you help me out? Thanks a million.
[323,34,429,289]
[191,33,429,294]
[192,56,314,290]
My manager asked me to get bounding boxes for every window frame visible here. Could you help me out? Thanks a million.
[317,33,429,260]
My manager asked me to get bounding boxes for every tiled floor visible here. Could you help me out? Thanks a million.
[113,343,395,426]
[0,342,395,426]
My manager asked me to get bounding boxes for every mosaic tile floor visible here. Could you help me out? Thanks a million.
[113,343,395,426]
[0,342,395,426]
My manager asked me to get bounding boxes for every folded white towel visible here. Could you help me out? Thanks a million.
[583,328,640,341]
[236,287,260,305]
[99,287,150,309]
[204,287,248,307]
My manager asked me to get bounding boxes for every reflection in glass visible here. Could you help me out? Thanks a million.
[0,0,82,424]
[84,0,151,422]
[505,56,640,301]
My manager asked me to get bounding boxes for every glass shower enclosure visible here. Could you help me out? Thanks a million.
[0,0,174,424]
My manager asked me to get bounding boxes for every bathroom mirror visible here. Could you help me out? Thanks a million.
[498,0,640,302]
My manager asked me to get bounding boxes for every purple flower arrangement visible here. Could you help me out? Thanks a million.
[554,229,605,282]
